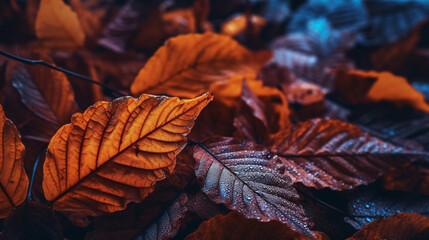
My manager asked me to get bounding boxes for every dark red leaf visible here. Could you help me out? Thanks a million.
[193,137,312,237]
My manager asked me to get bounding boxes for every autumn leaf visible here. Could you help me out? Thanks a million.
[185,211,327,240]
[130,32,271,98]
[87,147,198,240]
[345,187,429,230]
[193,137,312,237]
[348,213,429,240]
[233,79,269,144]
[35,0,85,49]
[0,105,29,219]
[334,68,429,112]
[2,201,63,240]
[10,53,80,127]
[42,93,212,215]
[270,118,419,190]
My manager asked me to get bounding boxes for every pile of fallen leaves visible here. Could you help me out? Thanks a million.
[1,0,429,239]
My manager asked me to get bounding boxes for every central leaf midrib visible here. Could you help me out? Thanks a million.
[51,99,206,205]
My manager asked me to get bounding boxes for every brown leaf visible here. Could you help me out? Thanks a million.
[270,118,417,190]
[97,0,147,53]
[2,201,63,240]
[211,75,290,135]
[221,14,266,38]
[87,146,197,240]
[42,93,212,215]
[333,68,429,112]
[70,0,102,46]
[348,213,429,240]
[130,32,271,98]
[10,53,80,126]
[233,79,269,144]
[193,137,312,237]
[0,105,29,219]
[382,163,429,195]
[185,211,327,240]
[35,0,85,49]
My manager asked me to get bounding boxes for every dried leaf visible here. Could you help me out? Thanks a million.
[97,0,147,53]
[35,0,85,49]
[270,118,417,190]
[131,32,271,98]
[87,147,197,240]
[136,193,188,240]
[185,211,327,240]
[358,0,429,46]
[2,201,63,240]
[348,213,429,240]
[221,14,266,38]
[382,163,429,195]
[345,187,429,230]
[334,69,429,112]
[233,79,269,144]
[42,93,212,215]
[0,105,29,219]
[10,54,80,126]
[193,137,312,237]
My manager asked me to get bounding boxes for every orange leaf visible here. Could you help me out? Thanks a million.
[35,0,85,49]
[348,213,429,240]
[185,211,327,240]
[42,93,212,215]
[130,32,271,98]
[0,105,29,219]
[334,68,429,112]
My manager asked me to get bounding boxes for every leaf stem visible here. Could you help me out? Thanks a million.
[0,49,125,98]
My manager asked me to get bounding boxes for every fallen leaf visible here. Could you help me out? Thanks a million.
[270,118,418,190]
[382,163,429,195]
[193,137,312,237]
[334,68,429,112]
[358,0,429,46]
[0,104,29,219]
[97,0,147,53]
[10,53,80,126]
[221,14,266,38]
[345,187,429,230]
[185,211,327,240]
[87,147,198,240]
[347,213,429,240]
[131,32,271,98]
[233,79,269,144]
[42,93,212,215]
[136,193,188,240]
[35,0,85,49]
[2,201,63,240]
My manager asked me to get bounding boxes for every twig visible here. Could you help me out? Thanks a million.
[0,49,126,98]
[27,145,47,201]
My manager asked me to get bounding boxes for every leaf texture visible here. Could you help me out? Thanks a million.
[42,93,212,215]
[185,211,326,240]
[11,56,80,126]
[334,68,429,112]
[233,79,269,144]
[35,0,85,49]
[136,193,188,240]
[0,105,29,219]
[270,118,417,190]
[130,32,271,98]
[348,213,429,240]
[345,187,429,230]
[193,137,312,236]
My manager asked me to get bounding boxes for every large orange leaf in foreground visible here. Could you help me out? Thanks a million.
[0,105,29,219]
[130,32,271,98]
[43,93,212,215]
